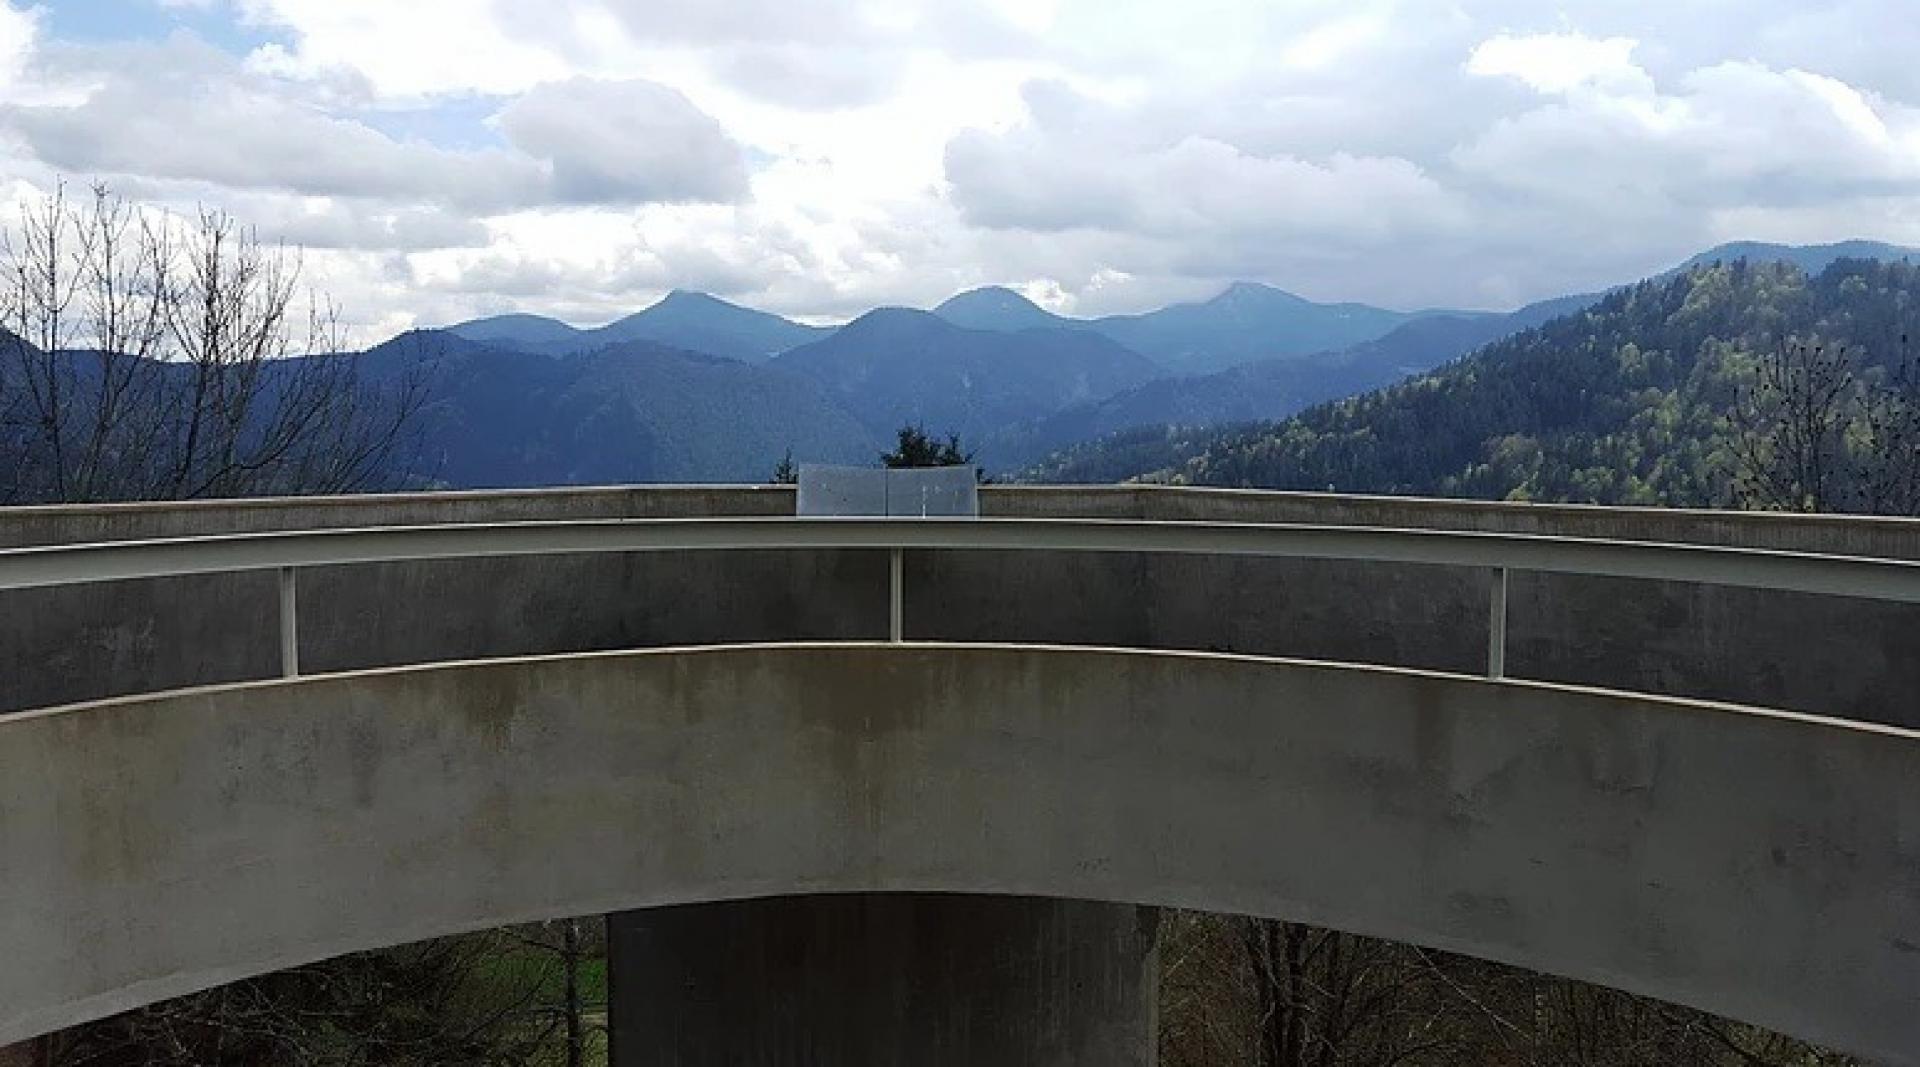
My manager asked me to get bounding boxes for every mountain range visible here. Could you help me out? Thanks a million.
[449,289,831,363]
[447,279,1490,377]
[430,276,1521,473]
[1028,254,1920,503]
[11,239,1916,492]
[1672,239,1920,278]
[234,239,1920,487]
[360,332,876,485]
[774,307,1161,446]
[988,290,1599,465]
[926,282,1436,374]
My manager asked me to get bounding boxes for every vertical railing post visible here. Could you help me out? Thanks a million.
[278,566,300,678]
[1486,566,1508,680]
[889,547,904,643]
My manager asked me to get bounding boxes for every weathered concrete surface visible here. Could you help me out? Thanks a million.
[607,895,1158,1067]
[2,485,1917,726]
[0,644,1913,1061]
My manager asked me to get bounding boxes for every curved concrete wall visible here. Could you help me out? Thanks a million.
[3,485,1918,727]
[1,644,1913,1061]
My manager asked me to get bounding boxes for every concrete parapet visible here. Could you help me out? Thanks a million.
[0,645,1911,1060]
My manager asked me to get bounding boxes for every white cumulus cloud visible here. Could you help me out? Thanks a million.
[1,38,746,215]
[0,1,34,90]
[1467,33,1645,95]
[1456,50,1920,207]
[495,79,749,206]
[3,0,1917,329]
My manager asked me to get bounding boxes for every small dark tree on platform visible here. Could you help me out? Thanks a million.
[881,423,984,480]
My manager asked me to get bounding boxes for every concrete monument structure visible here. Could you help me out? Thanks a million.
[0,485,1914,1064]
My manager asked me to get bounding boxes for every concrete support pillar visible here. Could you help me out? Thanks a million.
[607,894,1159,1067]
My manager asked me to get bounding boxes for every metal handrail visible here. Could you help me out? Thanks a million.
[3,516,1918,681]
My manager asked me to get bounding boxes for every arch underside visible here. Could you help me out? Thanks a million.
[1,643,1914,1062]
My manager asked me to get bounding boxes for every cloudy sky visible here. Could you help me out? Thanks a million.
[1,0,1916,338]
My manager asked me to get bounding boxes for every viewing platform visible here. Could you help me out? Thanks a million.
[2,485,1916,1064]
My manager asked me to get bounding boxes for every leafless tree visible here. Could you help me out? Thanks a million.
[1159,911,1857,1067]
[0,182,430,505]
[37,927,589,1067]
[1161,913,1469,1067]
[3,183,466,1066]
[1731,339,1856,513]
[515,918,606,1067]
[1731,335,1920,517]
[1861,335,1920,517]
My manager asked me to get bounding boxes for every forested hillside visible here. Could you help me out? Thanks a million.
[933,281,1449,375]
[359,332,877,486]
[771,307,1160,455]
[997,292,1601,468]
[446,290,830,361]
[1109,259,1920,508]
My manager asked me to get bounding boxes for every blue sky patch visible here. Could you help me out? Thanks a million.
[356,95,515,153]
[40,0,275,54]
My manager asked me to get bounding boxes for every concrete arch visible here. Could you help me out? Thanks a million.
[2,644,1915,1061]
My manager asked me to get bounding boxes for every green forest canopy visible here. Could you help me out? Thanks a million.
[1039,259,1920,509]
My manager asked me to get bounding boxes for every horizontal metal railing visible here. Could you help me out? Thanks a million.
[2,517,1918,683]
